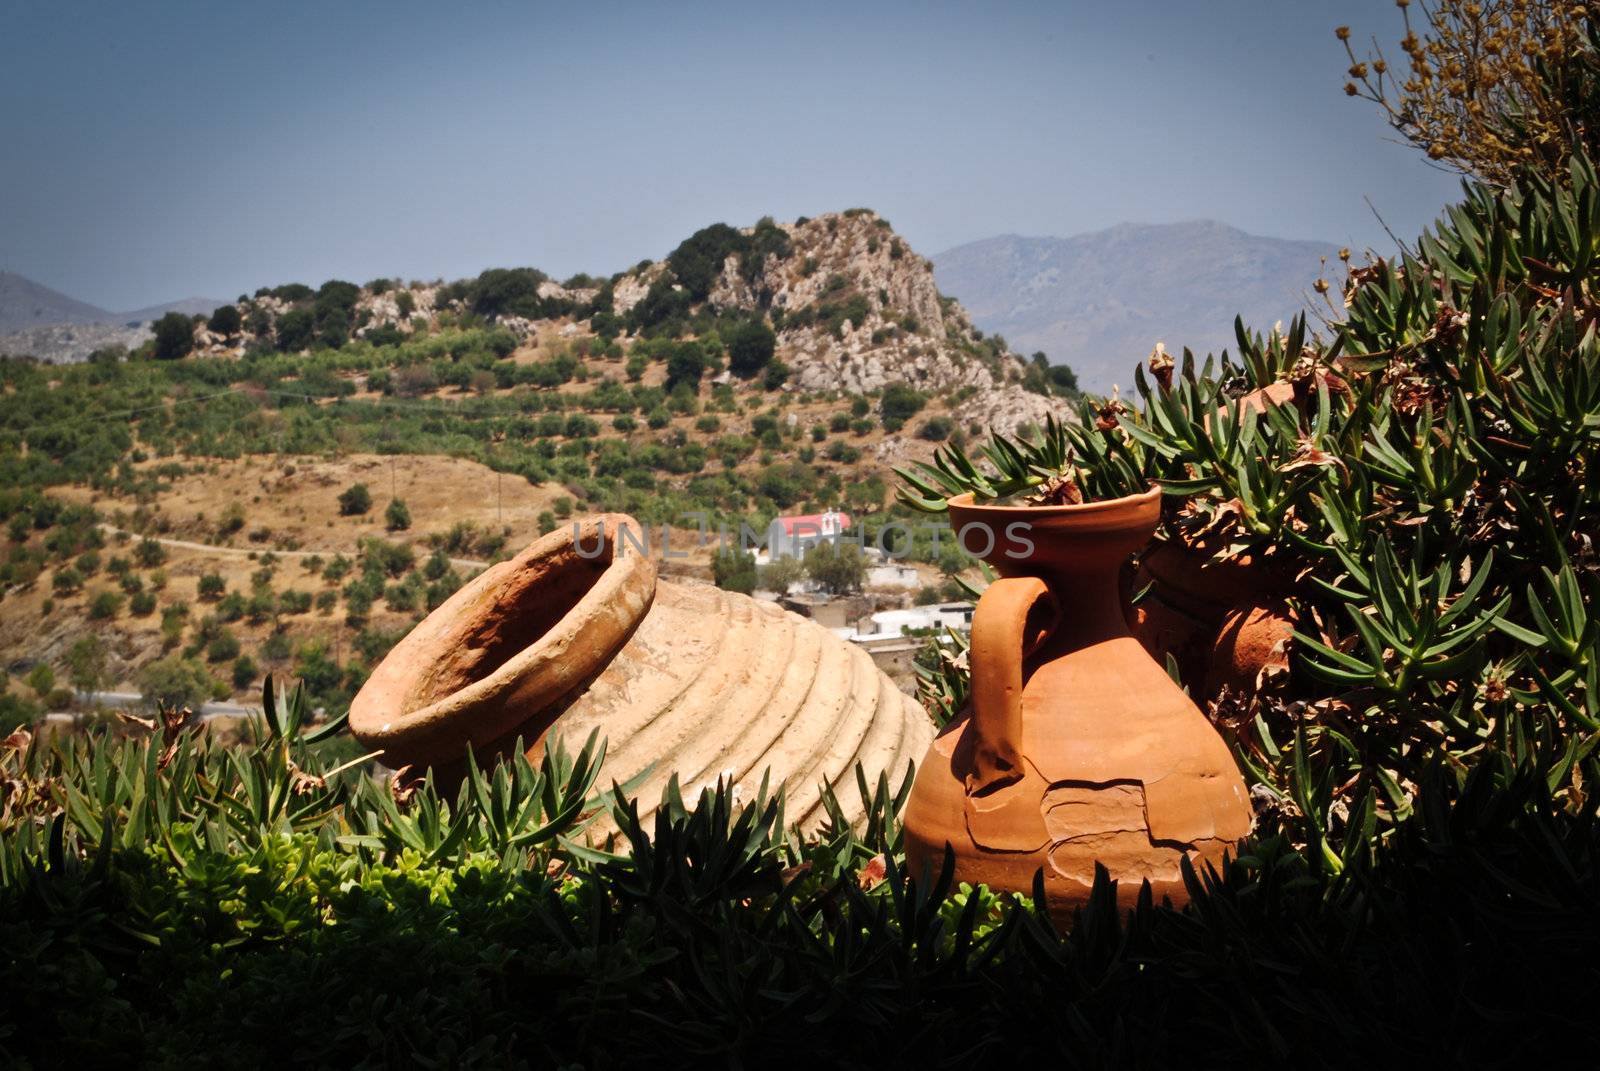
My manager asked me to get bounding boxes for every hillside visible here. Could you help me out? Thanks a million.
[0,270,225,361]
[0,208,1060,718]
[932,221,1341,394]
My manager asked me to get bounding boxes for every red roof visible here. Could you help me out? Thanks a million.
[777,512,851,535]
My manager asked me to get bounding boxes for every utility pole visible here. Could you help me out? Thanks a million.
[497,471,503,526]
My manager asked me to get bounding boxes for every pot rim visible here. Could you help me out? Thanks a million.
[946,482,1162,520]
[349,514,656,763]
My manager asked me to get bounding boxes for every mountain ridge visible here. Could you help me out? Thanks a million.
[932,220,1342,393]
[0,270,225,360]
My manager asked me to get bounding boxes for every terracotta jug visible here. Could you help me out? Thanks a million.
[901,486,1253,918]
[349,514,933,835]
[1128,536,1294,700]
[1129,380,1300,699]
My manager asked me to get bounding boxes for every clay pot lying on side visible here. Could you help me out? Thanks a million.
[900,487,1253,921]
[349,514,934,835]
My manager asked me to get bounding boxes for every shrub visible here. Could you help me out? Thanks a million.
[218,502,246,537]
[263,632,293,662]
[24,663,54,697]
[385,498,412,531]
[1339,1,1598,185]
[725,319,777,378]
[898,147,1600,870]
[664,344,705,393]
[197,573,226,600]
[207,304,242,337]
[151,312,195,359]
[338,484,373,516]
[274,308,315,352]
[803,539,866,594]
[87,590,122,620]
[231,655,258,689]
[711,546,757,594]
[879,384,926,422]
[129,591,156,615]
[759,555,804,594]
[136,655,212,710]
[205,630,241,663]
[133,537,166,568]
[216,592,246,622]
[666,223,744,302]
[917,416,953,441]
[384,581,419,612]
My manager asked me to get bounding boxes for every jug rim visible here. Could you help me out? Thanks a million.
[946,482,1161,520]
[349,513,656,764]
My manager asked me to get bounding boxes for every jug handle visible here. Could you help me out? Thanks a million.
[966,576,1059,796]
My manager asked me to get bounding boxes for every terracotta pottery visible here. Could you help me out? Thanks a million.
[349,514,933,834]
[1128,537,1295,699]
[900,486,1253,918]
[1120,378,1297,697]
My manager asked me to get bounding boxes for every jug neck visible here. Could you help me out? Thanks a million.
[995,560,1130,651]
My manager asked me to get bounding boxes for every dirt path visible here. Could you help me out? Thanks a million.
[97,525,490,571]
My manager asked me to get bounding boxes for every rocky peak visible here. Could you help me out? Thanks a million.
[614,208,1027,395]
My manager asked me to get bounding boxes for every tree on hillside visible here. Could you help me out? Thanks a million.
[758,555,804,594]
[665,343,705,393]
[138,655,213,712]
[385,498,412,532]
[879,384,926,423]
[804,539,866,595]
[275,308,315,352]
[725,319,777,378]
[339,483,373,516]
[207,304,242,337]
[667,223,746,302]
[711,546,758,594]
[152,312,196,359]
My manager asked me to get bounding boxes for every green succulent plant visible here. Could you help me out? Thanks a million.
[898,152,1600,872]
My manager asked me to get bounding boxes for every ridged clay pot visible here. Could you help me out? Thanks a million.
[349,515,933,834]
[901,486,1253,919]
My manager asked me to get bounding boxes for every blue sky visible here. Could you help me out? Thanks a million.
[1,0,1463,310]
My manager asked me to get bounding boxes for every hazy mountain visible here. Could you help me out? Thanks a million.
[120,296,228,323]
[932,221,1341,394]
[0,270,112,333]
[0,270,225,360]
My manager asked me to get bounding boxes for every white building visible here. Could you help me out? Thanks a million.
[763,508,853,560]
[835,601,974,643]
